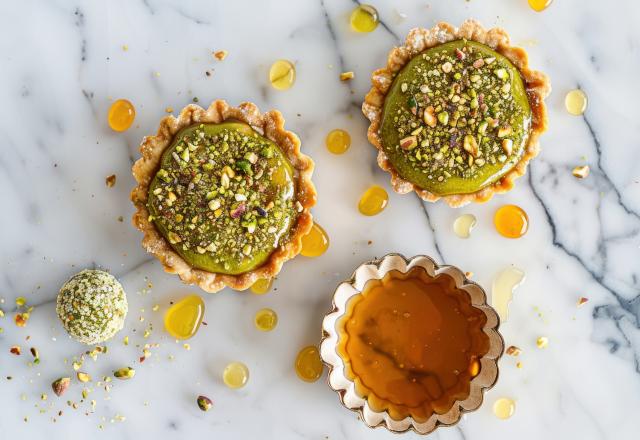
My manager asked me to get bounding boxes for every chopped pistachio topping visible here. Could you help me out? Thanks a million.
[148,122,297,275]
[56,270,128,345]
[380,40,532,195]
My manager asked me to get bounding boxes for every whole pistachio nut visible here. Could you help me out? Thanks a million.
[197,395,213,412]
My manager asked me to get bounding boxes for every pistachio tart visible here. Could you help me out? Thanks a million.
[363,20,550,207]
[131,101,316,292]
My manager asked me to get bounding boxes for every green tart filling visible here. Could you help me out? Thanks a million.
[380,39,532,196]
[148,122,297,275]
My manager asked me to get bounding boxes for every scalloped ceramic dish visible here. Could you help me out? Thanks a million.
[320,254,504,435]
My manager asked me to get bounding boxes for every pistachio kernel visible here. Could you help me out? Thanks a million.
[505,346,522,356]
[197,395,213,412]
[572,165,590,179]
[339,71,355,81]
[77,372,91,383]
[113,367,135,380]
[536,336,549,349]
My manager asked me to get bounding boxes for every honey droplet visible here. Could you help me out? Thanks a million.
[493,397,516,419]
[468,357,481,377]
[358,185,388,216]
[565,89,588,116]
[269,60,296,91]
[295,345,323,382]
[494,205,529,238]
[350,4,379,33]
[453,214,477,239]
[108,99,136,132]
[301,222,329,257]
[326,129,351,154]
[222,362,249,389]
[254,308,278,332]
[528,0,553,12]
[491,267,525,322]
[250,278,273,295]
[164,294,205,340]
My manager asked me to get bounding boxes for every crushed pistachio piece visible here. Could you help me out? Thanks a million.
[105,174,117,188]
[502,139,513,156]
[463,135,479,158]
[399,136,418,150]
[14,312,29,327]
[572,165,590,179]
[505,346,522,356]
[213,50,228,61]
[113,367,135,380]
[536,336,549,349]
[339,71,355,81]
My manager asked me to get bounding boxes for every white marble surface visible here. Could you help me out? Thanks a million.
[1,0,639,438]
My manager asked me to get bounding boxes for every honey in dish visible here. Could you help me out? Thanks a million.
[337,268,490,422]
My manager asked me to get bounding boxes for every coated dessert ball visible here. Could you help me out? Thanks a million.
[56,269,128,345]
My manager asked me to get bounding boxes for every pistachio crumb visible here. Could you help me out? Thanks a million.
[340,71,355,81]
[213,50,228,61]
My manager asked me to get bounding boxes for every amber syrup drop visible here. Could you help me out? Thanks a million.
[326,129,351,154]
[108,99,136,132]
[300,222,329,257]
[254,308,278,332]
[358,185,388,216]
[223,362,249,389]
[269,60,296,91]
[494,205,529,238]
[565,89,588,116]
[295,346,323,382]
[350,4,379,33]
[164,294,205,340]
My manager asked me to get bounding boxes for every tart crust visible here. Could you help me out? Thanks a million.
[362,20,551,207]
[131,100,316,292]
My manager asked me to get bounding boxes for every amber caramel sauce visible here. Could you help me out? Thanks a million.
[337,268,490,422]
